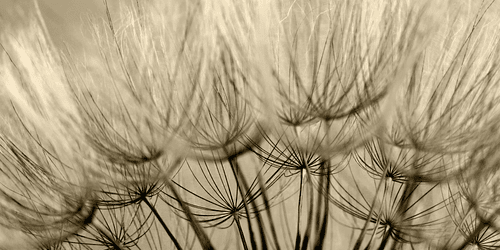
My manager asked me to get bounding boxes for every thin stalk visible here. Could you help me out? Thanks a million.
[353,165,390,250]
[314,171,325,233]
[390,151,420,250]
[257,172,282,250]
[314,168,331,249]
[235,218,250,250]
[165,180,215,250]
[295,170,305,250]
[377,228,393,250]
[161,158,214,249]
[365,211,384,250]
[228,156,259,250]
[143,198,183,250]
[301,176,315,250]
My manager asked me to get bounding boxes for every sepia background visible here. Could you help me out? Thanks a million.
[1,0,500,249]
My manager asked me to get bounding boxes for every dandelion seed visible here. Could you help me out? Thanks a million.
[385,0,500,155]
[0,8,97,248]
[441,182,500,250]
[353,138,471,182]
[328,159,449,249]
[3,0,498,249]
[163,153,282,230]
[270,0,434,157]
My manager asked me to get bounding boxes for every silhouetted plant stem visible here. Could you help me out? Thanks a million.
[314,174,325,232]
[390,151,421,250]
[257,172,282,250]
[233,156,270,250]
[396,179,417,214]
[387,181,418,250]
[293,126,321,250]
[301,178,315,250]
[165,179,215,250]
[378,227,393,250]
[353,165,390,250]
[235,218,250,250]
[143,197,183,250]
[364,216,383,250]
[314,165,331,250]
[295,170,305,250]
[228,155,261,250]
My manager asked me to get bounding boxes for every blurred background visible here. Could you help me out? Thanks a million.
[1,0,102,51]
[0,0,499,55]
